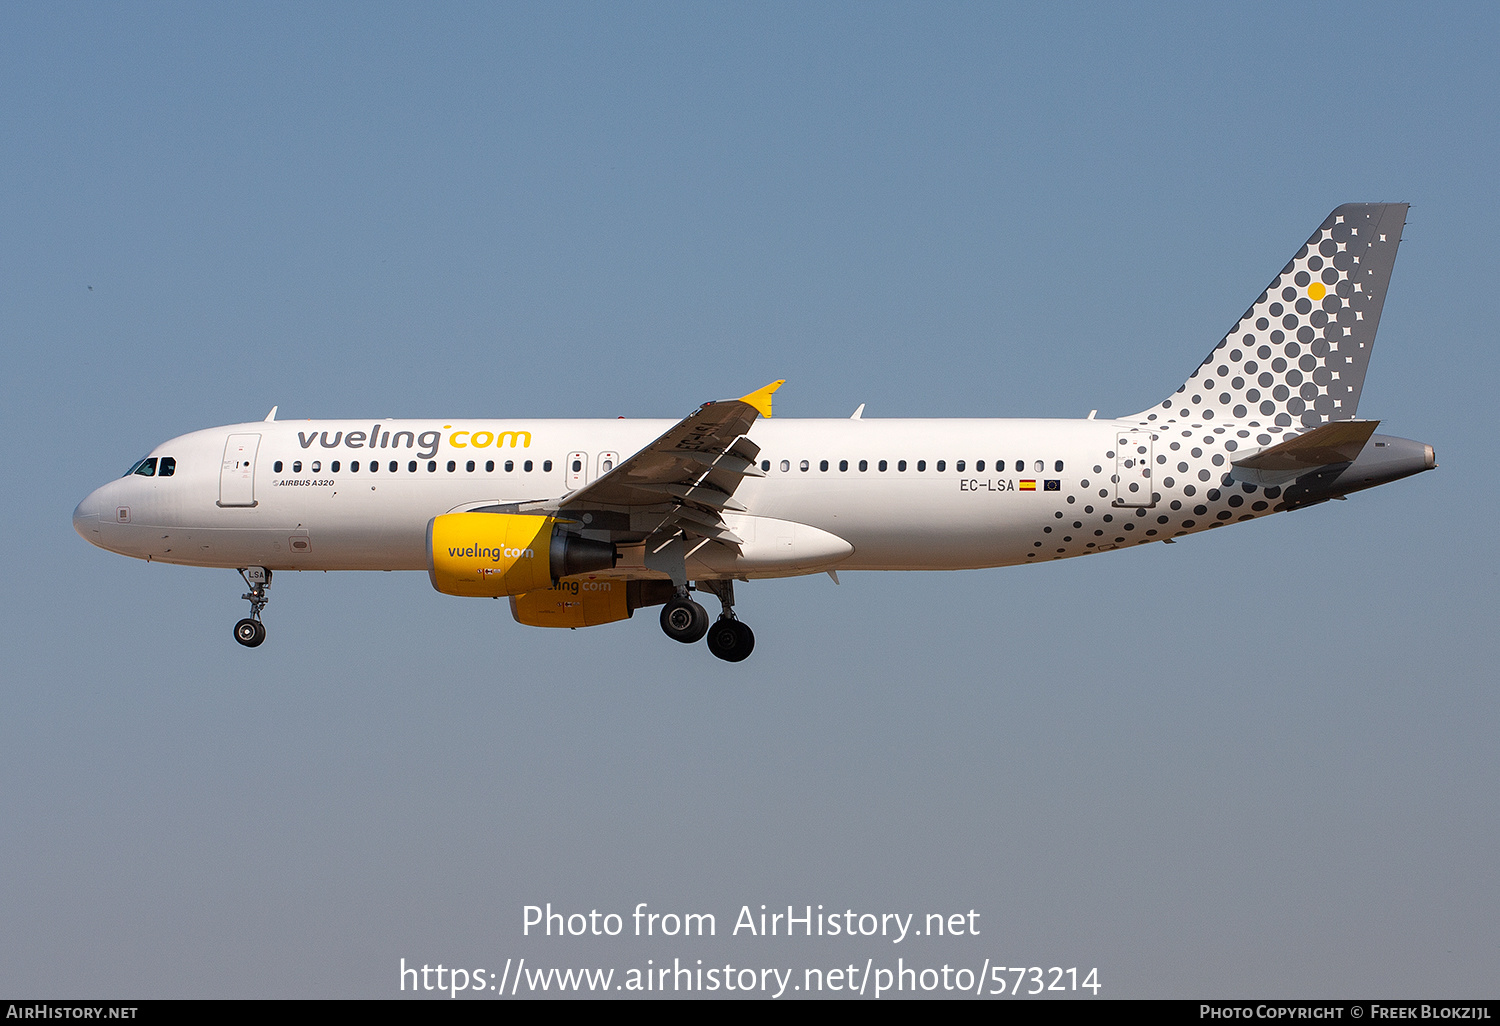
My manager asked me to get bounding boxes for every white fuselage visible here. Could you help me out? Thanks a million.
[75,415,1233,578]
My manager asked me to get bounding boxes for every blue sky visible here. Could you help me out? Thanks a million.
[4,2,1496,998]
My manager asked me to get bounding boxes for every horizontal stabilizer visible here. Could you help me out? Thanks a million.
[1231,420,1378,487]
[1233,420,1379,472]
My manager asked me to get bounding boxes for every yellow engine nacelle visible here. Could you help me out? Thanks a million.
[511,578,679,629]
[511,579,631,628]
[427,512,615,598]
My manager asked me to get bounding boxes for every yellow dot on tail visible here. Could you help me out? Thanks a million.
[1308,282,1326,300]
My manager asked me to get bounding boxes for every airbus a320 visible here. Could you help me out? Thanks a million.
[74,204,1434,661]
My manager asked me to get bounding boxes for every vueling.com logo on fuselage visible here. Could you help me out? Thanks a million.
[451,544,535,563]
[296,425,532,461]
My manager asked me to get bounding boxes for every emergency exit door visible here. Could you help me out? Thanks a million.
[566,451,589,490]
[218,434,261,508]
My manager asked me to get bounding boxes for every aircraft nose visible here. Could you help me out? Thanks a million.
[73,492,102,542]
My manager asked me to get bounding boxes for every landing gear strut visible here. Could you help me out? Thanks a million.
[699,580,755,662]
[233,567,271,648]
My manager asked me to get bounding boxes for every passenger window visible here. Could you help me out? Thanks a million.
[839,459,849,472]
[602,458,614,472]
[1034,460,1043,473]
[408,461,417,472]
[389,461,398,472]
[368,461,377,472]
[524,460,533,472]
[292,461,302,473]
[898,460,906,471]
[878,460,887,472]
[447,461,456,472]
[780,460,790,472]
[543,460,552,472]
[273,461,283,474]
[936,460,946,472]
[351,461,361,472]
[1055,460,1064,472]
[504,460,513,472]
[572,459,582,472]
[858,460,868,472]
[956,460,965,472]
[428,461,437,472]
[917,460,926,471]
[820,460,829,472]
[311,461,321,473]
[975,460,984,472]
[800,460,809,472]
[330,461,339,472]
[486,460,494,472]
[761,460,770,472]
[159,457,176,477]
[1015,460,1024,472]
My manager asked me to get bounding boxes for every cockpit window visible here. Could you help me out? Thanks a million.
[158,457,176,477]
[126,457,158,478]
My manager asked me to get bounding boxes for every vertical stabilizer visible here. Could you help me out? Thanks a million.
[1131,203,1407,429]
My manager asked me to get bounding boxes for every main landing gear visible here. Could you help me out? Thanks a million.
[659,581,755,662]
[660,591,710,644]
[233,567,271,648]
[705,616,754,663]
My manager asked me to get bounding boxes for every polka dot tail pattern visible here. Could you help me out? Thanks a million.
[1025,204,1413,561]
[1133,204,1407,429]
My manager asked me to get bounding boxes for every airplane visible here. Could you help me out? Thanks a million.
[73,203,1434,661]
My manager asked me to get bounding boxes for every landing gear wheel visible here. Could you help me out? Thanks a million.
[706,618,755,662]
[234,618,266,648]
[660,597,709,644]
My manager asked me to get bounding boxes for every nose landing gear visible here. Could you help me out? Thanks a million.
[234,618,266,647]
[233,567,271,648]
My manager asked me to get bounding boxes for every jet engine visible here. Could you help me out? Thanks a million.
[426,512,615,598]
[510,578,677,628]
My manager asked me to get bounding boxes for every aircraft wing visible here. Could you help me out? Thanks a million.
[524,380,784,550]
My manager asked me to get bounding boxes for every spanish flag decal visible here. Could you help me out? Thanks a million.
[1019,480,1036,491]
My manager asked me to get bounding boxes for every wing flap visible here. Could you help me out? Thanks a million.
[623,482,748,511]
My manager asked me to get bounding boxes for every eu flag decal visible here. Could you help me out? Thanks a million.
[1043,479,1061,491]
